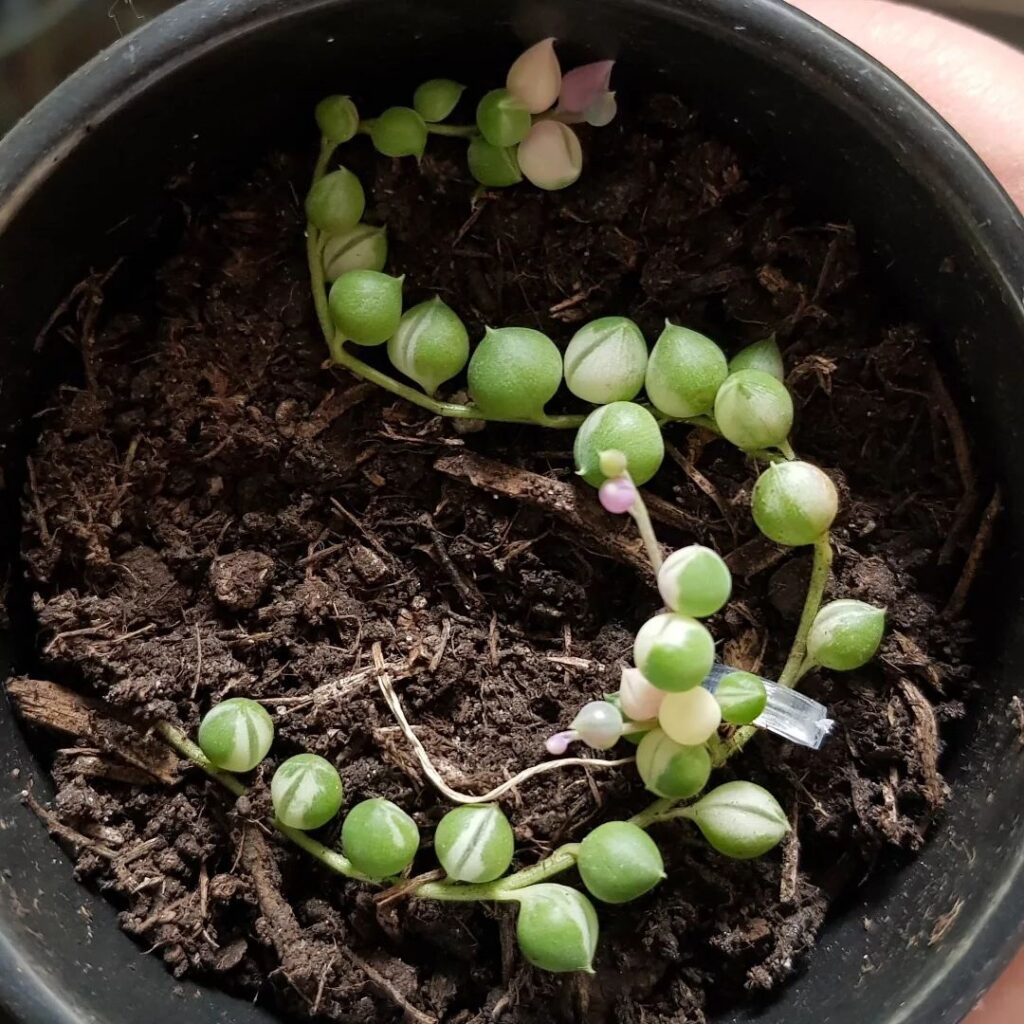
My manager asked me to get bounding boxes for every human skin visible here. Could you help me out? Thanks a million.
[790,0,1024,210]
[788,4,1024,1020]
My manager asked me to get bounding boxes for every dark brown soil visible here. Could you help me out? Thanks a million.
[10,95,985,1024]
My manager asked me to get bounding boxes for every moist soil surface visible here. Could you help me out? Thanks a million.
[11,95,983,1024]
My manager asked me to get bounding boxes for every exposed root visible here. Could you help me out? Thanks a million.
[370,643,632,804]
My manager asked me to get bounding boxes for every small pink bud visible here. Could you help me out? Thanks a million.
[507,38,562,114]
[599,477,637,515]
[558,60,615,114]
[517,120,582,191]
[545,731,576,756]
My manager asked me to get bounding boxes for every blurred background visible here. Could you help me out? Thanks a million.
[0,0,1023,133]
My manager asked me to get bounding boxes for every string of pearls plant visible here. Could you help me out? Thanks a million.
[155,38,888,975]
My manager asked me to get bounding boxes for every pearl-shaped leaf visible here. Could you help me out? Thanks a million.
[328,269,404,347]
[467,326,562,420]
[714,672,767,725]
[573,402,664,487]
[506,38,562,114]
[806,599,885,671]
[578,821,664,904]
[636,728,711,799]
[686,781,789,860]
[618,666,665,722]
[658,687,722,746]
[387,297,469,396]
[370,107,428,159]
[571,701,623,750]
[728,336,784,380]
[315,95,359,143]
[517,121,582,191]
[751,461,838,546]
[305,168,366,234]
[657,545,732,618]
[714,369,794,451]
[323,223,387,281]
[514,884,598,974]
[341,798,420,878]
[434,804,514,883]
[413,79,466,122]
[467,137,522,187]
[563,317,648,404]
[645,322,728,419]
[198,698,274,772]
[633,613,715,692]
[271,754,344,831]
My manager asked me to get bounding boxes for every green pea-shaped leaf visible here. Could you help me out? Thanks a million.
[434,804,514,883]
[714,672,767,725]
[714,369,794,451]
[573,402,664,487]
[305,168,366,234]
[728,336,784,380]
[386,297,469,396]
[657,545,732,618]
[563,317,648,405]
[341,798,420,878]
[323,224,387,281]
[577,821,665,904]
[645,322,728,419]
[685,781,789,859]
[413,79,466,122]
[633,612,714,692]
[751,461,838,546]
[514,884,599,974]
[315,95,360,143]
[197,697,274,772]
[806,600,885,671]
[467,326,562,421]
[370,106,428,159]
[476,88,532,148]
[636,728,711,799]
[328,269,404,346]
[271,754,344,831]
[467,137,523,187]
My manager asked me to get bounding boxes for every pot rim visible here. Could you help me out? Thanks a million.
[0,2,1022,1024]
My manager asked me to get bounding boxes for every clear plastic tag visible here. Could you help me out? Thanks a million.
[703,663,834,750]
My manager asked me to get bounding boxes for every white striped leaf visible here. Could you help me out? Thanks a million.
[271,753,344,831]
[197,698,274,773]
[434,804,514,883]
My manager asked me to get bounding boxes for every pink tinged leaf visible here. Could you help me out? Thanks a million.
[507,37,562,114]
[558,60,615,114]
[599,476,637,514]
[545,731,576,756]
[517,120,583,191]
[585,91,618,127]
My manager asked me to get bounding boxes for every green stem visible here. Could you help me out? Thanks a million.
[330,340,584,428]
[414,844,581,902]
[778,438,796,460]
[627,486,664,573]
[426,123,478,138]
[155,721,371,882]
[707,531,833,766]
[358,119,477,139]
[778,532,833,688]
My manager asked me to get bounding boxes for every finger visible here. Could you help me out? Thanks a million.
[790,0,1024,209]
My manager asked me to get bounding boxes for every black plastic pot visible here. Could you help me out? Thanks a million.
[1,1,1023,1022]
